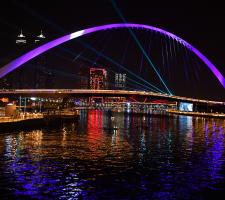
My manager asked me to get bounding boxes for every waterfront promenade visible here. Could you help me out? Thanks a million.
[167,109,225,119]
[0,113,43,123]
[0,111,80,132]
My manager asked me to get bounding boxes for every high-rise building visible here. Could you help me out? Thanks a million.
[34,30,46,88]
[90,68,107,90]
[12,29,53,89]
[78,72,88,89]
[0,78,11,89]
[33,30,54,88]
[34,30,45,44]
[15,29,28,88]
[16,29,27,45]
[115,73,126,89]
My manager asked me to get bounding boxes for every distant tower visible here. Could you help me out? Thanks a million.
[16,29,27,45]
[78,72,88,89]
[115,73,126,89]
[90,68,107,90]
[34,30,46,44]
[15,29,27,88]
[33,30,53,88]
[89,68,107,104]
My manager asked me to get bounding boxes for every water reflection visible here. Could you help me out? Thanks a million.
[0,110,224,199]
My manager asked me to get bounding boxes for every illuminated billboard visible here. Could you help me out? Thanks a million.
[179,102,193,112]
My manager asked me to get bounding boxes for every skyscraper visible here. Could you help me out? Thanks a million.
[34,30,45,43]
[8,29,53,89]
[78,72,88,89]
[90,68,107,90]
[33,30,54,88]
[16,29,27,45]
[115,73,126,89]
[15,29,27,88]
[34,30,46,88]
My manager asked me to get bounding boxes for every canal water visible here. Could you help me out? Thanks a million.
[0,110,225,199]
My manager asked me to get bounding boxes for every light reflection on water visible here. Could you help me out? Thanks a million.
[0,110,225,199]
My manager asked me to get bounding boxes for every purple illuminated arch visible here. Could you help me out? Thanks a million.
[0,23,224,88]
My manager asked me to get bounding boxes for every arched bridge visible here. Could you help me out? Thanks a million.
[0,23,224,89]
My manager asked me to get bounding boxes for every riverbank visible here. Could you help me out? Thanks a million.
[167,109,225,119]
[0,111,80,133]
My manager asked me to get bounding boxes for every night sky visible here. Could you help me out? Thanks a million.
[0,0,225,100]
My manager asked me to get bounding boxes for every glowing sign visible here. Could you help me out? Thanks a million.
[179,102,193,112]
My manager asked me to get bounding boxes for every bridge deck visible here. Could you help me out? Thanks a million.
[0,89,224,106]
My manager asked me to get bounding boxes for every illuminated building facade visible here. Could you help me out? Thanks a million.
[89,68,107,90]
[34,30,45,44]
[16,29,27,45]
[115,73,126,89]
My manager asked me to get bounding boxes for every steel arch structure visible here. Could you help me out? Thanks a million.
[0,23,224,88]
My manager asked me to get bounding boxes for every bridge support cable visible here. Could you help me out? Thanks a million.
[181,45,190,82]
[185,47,202,83]
[165,38,171,81]
[171,38,179,72]
[161,36,171,81]
[161,37,166,75]
[183,46,197,83]
[168,37,178,81]
[192,54,202,82]
[172,41,187,82]
[182,43,200,84]
[110,0,173,95]
[168,38,174,80]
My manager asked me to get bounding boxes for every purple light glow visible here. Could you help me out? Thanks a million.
[0,23,224,88]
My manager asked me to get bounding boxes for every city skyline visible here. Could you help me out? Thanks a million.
[0,0,225,100]
[0,1,225,199]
